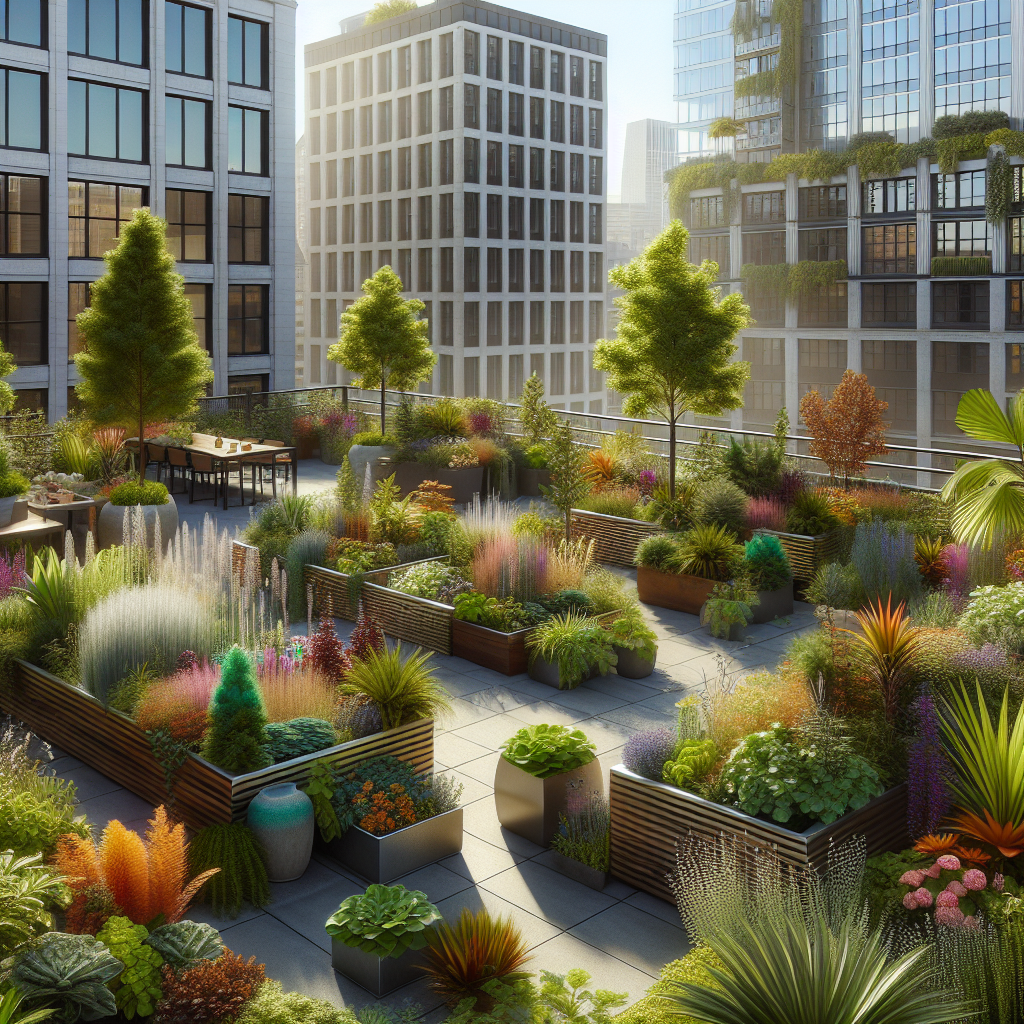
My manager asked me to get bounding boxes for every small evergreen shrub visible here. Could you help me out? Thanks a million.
[743,533,792,591]
[692,477,749,535]
[201,647,270,773]
[109,480,169,506]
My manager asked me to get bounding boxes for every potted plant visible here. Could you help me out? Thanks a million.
[493,724,603,846]
[743,533,795,622]
[549,786,610,891]
[0,441,29,527]
[634,525,743,615]
[701,580,756,641]
[347,431,397,491]
[526,612,617,689]
[326,884,441,997]
[517,443,551,496]
[97,480,178,552]
[604,607,658,678]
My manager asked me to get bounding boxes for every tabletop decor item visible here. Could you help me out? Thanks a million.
[214,436,223,448]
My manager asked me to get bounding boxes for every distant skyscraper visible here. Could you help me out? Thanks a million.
[621,119,678,221]
[673,1,734,159]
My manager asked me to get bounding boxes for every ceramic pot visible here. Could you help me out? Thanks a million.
[612,645,656,679]
[347,445,396,491]
[97,496,178,552]
[0,495,18,527]
[246,782,314,882]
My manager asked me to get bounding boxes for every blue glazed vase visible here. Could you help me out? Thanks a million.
[246,783,314,882]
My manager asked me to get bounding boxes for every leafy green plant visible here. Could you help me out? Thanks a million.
[518,373,560,447]
[325,884,440,959]
[143,921,223,973]
[786,489,840,536]
[264,717,337,764]
[340,645,451,730]
[551,790,610,872]
[0,762,89,859]
[523,444,548,469]
[186,823,270,918]
[540,423,591,542]
[526,612,616,688]
[577,487,642,519]
[662,739,718,791]
[96,916,165,1020]
[234,980,360,1024]
[634,534,681,572]
[675,524,743,581]
[4,932,122,1023]
[501,724,596,779]
[200,646,270,773]
[806,560,861,610]
[931,255,991,276]
[538,969,627,1024]
[743,533,792,591]
[387,560,465,601]
[704,581,755,639]
[722,438,783,497]
[692,477,748,536]
[302,760,342,842]
[614,947,722,1024]
[109,480,169,506]
[639,482,694,532]
[0,852,69,959]
[604,607,658,661]
[0,987,56,1024]
[959,582,1024,656]
[786,259,847,298]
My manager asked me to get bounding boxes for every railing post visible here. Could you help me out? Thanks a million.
[342,385,348,411]
[245,391,253,432]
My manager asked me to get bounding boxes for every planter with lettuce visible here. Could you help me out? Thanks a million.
[603,607,658,678]
[97,479,177,551]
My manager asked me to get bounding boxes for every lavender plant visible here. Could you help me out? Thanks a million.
[906,688,953,839]
[551,786,610,871]
[622,728,676,782]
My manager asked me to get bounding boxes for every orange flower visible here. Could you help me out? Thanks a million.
[951,810,1024,859]
[913,833,961,856]
[953,846,992,866]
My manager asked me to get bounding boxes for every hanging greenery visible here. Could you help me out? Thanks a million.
[787,260,848,298]
[931,256,992,277]
[986,146,1012,225]
[708,117,747,139]
[986,127,1024,158]
[773,0,802,96]
[729,0,767,42]
[734,68,779,100]
[936,133,988,174]
[740,263,791,295]
[668,158,739,221]
[855,139,935,180]
[933,109,1009,140]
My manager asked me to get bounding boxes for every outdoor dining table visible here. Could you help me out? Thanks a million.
[164,438,298,510]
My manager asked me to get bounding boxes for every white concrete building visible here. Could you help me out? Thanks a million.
[0,0,296,420]
[303,0,608,412]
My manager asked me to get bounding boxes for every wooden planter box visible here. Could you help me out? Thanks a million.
[0,660,434,833]
[569,509,663,568]
[636,565,716,615]
[517,466,550,496]
[759,529,841,583]
[388,462,486,504]
[609,765,908,903]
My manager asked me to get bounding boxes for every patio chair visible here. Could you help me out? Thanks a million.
[187,452,220,505]
[165,447,190,494]
[145,444,166,484]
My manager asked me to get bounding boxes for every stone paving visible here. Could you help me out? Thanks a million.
[39,460,819,1016]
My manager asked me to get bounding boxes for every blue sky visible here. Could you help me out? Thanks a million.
[294,0,676,196]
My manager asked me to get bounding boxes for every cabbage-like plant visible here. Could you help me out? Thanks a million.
[143,920,223,972]
[325,884,440,959]
[501,724,596,779]
[4,932,121,1023]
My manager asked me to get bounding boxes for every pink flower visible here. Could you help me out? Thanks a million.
[946,880,968,898]
[936,855,961,871]
[913,887,933,908]
[899,870,926,887]
[935,906,965,927]
[962,915,981,931]
[962,869,987,892]
[935,890,959,909]
[993,873,1005,893]
[924,862,943,878]
[902,891,920,911]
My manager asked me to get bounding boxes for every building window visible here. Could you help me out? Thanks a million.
[570,104,583,146]
[933,220,990,258]
[464,83,479,129]
[464,138,479,183]
[165,2,209,77]
[798,282,848,328]
[508,145,524,189]
[588,252,603,292]
[550,250,564,291]
[69,0,143,65]
[530,97,544,139]
[464,356,480,397]
[798,185,847,219]
[550,203,564,244]
[165,96,209,169]
[486,194,502,239]
[509,249,524,291]
[464,301,479,346]
[862,282,917,328]
[228,194,267,264]
[934,170,986,210]
[465,247,479,291]
[588,156,602,195]
[743,191,784,224]
[228,106,266,175]
[690,196,725,228]
[862,224,916,274]
[551,101,565,143]
[530,249,544,291]
[509,93,524,136]
[589,60,603,100]
[550,351,564,393]
[798,227,846,263]
[588,108,603,148]
[165,189,209,262]
[486,87,502,133]
[530,148,544,189]
[550,51,564,92]
[68,181,145,257]
[418,195,432,238]
[227,284,268,354]
[487,301,502,346]
[487,248,502,291]
[530,46,544,88]
[184,282,211,354]
[863,177,916,213]
[0,0,43,47]
[68,281,90,360]
[745,281,785,327]
[487,141,502,185]
[69,81,144,161]
[0,175,43,256]
[588,203,602,244]
[0,68,40,151]
[228,374,268,397]
[932,281,989,329]
[464,192,479,237]
[227,14,267,89]
[417,38,432,82]
[689,235,729,278]
[1008,281,1024,330]
[588,300,603,343]
[742,231,785,265]
[0,282,45,364]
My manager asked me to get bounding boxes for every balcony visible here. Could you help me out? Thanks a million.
[737,132,780,151]
[735,31,780,56]
[734,96,781,118]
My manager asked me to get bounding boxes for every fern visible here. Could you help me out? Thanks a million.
[187,823,270,919]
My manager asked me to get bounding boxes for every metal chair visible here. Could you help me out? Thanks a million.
[145,444,166,484]
[187,452,220,505]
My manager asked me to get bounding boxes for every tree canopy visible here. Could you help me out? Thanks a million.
[593,220,751,495]
[365,0,417,24]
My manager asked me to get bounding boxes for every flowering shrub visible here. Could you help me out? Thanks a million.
[0,548,25,598]
[959,582,1024,656]
[907,689,953,839]
[896,851,1018,928]
[352,780,417,834]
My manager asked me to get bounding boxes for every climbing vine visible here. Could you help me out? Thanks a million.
[986,128,1024,158]
[740,263,791,295]
[787,260,848,298]
[936,134,987,174]
[986,147,1012,225]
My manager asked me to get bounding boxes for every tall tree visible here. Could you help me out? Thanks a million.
[328,265,435,434]
[540,422,590,542]
[74,208,213,483]
[593,221,750,497]
[519,372,559,446]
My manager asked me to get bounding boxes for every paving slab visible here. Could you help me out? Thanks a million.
[480,861,618,931]
[568,902,691,975]
[440,832,525,883]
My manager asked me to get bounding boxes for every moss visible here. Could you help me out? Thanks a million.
[614,946,723,1024]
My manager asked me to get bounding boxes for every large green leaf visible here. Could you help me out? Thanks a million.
[943,458,1024,548]
[955,387,1024,447]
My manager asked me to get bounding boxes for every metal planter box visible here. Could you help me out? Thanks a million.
[331,938,430,997]
[751,582,795,623]
[609,765,908,903]
[547,850,608,891]
[494,755,605,847]
[326,807,463,883]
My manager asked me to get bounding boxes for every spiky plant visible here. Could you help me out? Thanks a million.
[186,823,269,919]
[340,645,451,731]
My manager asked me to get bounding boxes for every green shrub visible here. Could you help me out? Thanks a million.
[143,921,223,973]
[524,444,548,469]
[96,915,165,1020]
[805,561,862,610]
[388,561,467,602]
[236,981,356,1024]
[325,884,441,959]
[639,483,694,531]
[526,612,616,688]
[675,524,743,581]
[109,480,169,506]
[604,607,658,661]
[743,533,792,591]
[692,477,748,536]
[722,438,783,497]
[613,947,722,1024]
[265,717,337,764]
[579,568,631,614]
[187,823,270,918]
[501,723,596,778]
[352,431,393,446]
[536,589,594,617]
[201,647,270,773]
[634,534,680,572]
[285,530,330,622]
[786,490,839,536]
[578,487,642,519]
[861,849,929,930]
[0,851,70,959]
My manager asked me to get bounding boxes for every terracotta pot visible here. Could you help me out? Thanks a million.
[636,565,716,614]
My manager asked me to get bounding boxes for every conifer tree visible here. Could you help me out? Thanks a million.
[327,266,434,434]
[74,208,213,482]
[201,648,270,773]
[518,373,559,447]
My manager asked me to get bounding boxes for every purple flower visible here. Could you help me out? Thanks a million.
[907,687,953,840]
[623,728,676,782]
[637,470,657,498]
[943,543,970,611]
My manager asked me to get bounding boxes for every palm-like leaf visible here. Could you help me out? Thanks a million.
[950,808,1024,859]
[0,988,54,1024]
[940,682,1024,830]
[658,912,969,1024]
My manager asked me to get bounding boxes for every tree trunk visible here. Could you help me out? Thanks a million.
[668,406,677,500]
[380,364,387,435]
[138,410,145,485]
[565,508,571,544]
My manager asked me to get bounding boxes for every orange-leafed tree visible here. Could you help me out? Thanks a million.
[800,369,888,484]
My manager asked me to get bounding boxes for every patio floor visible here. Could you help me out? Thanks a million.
[40,460,819,1017]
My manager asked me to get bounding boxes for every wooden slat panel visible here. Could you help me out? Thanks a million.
[231,540,260,581]
[761,530,841,583]
[452,619,529,675]
[363,583,453,655]
[570,510,662,568]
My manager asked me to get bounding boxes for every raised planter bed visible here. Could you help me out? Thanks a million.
[609,765,908,903]
[0,660,434,832]
[751,582,795,623]
[758,529,841,584]
[387,462,486,504]
[569,509,663,568]
[517,466,551,496]
[325,807,463,883]
[636,565,716,615]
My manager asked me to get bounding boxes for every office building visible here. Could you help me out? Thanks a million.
[674,0,1024,472]
[0,0,296,420]
[302,1,609,411]
[674,0,734,160]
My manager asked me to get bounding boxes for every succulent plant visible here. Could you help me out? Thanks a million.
[325,884,441,959]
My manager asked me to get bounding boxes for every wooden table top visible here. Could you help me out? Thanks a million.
[183,440,283,457]
[0,512,63,538]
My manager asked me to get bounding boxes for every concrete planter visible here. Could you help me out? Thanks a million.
[389,462,485,504]
[97,496,178,552]
[547,850,608,891]
[612,646,656,679]
[347,445,396,490]
[493,755,604,847]
[751,582,795,623]
[636,565,716,615]
[699,603,748,642]
[0,495,18,527]
[528,654,599,690]
[331,937,430,997]
[517,466,550,496]
[326,807,463,883]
